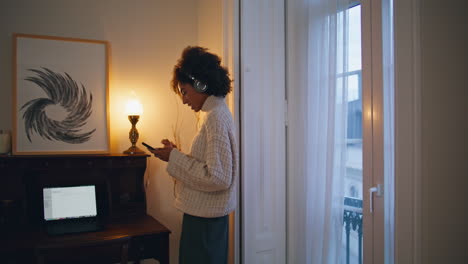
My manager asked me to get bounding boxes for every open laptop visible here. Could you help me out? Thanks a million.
[43,185,102,235]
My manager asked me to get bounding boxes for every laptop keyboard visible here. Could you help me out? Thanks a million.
[46,218,99,235]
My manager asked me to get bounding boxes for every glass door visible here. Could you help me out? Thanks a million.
[340,3,364,264]
[340,0,394,263]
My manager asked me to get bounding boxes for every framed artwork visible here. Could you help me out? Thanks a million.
[12,34,110,155]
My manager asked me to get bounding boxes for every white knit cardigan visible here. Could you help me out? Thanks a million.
[167,96,238,218]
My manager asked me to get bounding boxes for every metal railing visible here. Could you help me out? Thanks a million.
[343,197,363,264]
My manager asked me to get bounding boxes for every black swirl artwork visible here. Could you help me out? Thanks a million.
[21,67,96,144]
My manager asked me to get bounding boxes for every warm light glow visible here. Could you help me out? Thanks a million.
[126,99,143,116]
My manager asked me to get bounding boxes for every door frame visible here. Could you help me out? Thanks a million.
[362,0,422,263]
[222,0,240,264]
[361,0,385,263]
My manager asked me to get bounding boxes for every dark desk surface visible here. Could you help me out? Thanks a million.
[0,154,169,263]
[1,215,171,263]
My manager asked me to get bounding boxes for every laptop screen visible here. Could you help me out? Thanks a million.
[43,185,97,221]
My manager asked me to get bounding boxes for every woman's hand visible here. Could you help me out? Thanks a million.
[150,139,177,162]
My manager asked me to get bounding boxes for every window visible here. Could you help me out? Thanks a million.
[341,3,363,264]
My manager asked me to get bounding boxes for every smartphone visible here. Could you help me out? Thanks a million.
[142,142,155,150]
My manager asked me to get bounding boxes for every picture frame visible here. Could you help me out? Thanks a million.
[12,33,110,155]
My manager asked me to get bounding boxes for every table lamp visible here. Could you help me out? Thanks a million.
[123,99,145,154]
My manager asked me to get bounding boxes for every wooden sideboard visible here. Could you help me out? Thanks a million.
[0,154,170,264]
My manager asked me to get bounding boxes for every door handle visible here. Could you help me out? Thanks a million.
[369,184,383,213]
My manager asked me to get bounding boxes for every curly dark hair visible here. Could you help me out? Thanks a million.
[171,46,232,97]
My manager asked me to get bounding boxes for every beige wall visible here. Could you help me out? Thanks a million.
[197,0,223,57]
[0,1,222,263]
[420,0,468,262]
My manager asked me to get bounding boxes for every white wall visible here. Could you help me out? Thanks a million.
[419,0,468,262]
[0,1,222,263]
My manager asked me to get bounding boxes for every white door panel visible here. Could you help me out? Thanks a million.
[240,0,286,263]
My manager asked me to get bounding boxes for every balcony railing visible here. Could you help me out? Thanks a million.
[343,197,363,264]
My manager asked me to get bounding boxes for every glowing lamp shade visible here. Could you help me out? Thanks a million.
[123,99,145,154]
[126,99,143,116]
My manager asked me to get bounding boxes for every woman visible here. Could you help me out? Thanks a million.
[150,46,237,264]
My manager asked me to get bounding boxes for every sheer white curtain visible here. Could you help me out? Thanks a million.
[287,0,349,263]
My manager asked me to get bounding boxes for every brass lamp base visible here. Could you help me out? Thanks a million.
[123,115,146,155]
[123,146,145,155]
